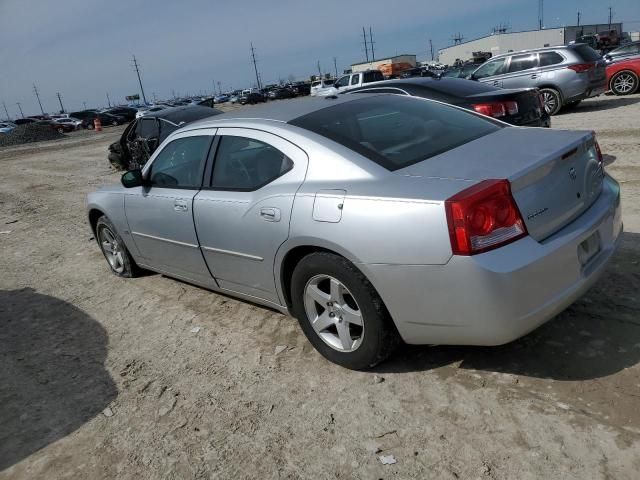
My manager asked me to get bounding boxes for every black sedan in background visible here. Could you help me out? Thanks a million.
[267,87,296,100]
[239,92,266,105]
[69,110,127,129]
[346,77,550,127]
[103,106,138,121]
[107,105,222,170]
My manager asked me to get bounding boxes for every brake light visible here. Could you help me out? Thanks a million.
[592,132,605,176]
[472,101,518,118]
[568,62,594,73]
[445,179,527,255]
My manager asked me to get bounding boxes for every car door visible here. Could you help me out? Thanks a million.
[471,57,508,87]
[129,117,160,168]
[125,130,215,286]
[193,128,308,305]
[500,53,540,89]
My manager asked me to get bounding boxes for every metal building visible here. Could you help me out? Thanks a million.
[438,24,623,65]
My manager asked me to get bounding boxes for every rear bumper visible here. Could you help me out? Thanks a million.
[361,175,622,346]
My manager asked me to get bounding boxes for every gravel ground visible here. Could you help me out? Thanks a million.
[1,94,639,479]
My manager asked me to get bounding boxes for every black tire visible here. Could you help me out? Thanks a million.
[57,127,64,134]
[95,215,139,278]
[290,252,400,370]
[610,70,639,96]
[86,123,94,130]
[540,88,562,115]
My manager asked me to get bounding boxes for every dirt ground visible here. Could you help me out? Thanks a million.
[1,95,639,479]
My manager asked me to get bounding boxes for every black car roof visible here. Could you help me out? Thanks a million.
[350,77,500,97]
[144,105,224,124]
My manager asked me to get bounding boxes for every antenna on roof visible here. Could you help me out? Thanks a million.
[451,33,464,45]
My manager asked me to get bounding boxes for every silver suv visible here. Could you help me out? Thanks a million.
[468,44,607,115]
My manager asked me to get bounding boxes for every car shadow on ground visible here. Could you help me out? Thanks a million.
[375,231,640,381]
[0,288,117,471]
[560,95,640,114]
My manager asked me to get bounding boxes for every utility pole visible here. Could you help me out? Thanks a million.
[132,55,148,104]
[106,92,112,107]
[2,101,9,121]
[429,39,434,61]
[317,60,322,78]
[538,0,544,30]
[16,102,24,118]
[369,27,375,61]
[576,11,581,26]
[217,81,222,95]
[608,6,613,30]
[362,27,369,62]
[153,92,158,102]
[56,92,65,113]
[333,57,338,78]
[250,42,262,90]
[83,101,87,110]
[33,84,45,115]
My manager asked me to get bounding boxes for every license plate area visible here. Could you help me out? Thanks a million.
[578,231,601,266]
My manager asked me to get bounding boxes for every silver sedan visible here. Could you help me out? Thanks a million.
[87,94,622,369]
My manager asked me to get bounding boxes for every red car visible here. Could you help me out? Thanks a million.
[606,56,640,95]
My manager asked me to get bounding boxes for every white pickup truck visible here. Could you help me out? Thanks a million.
[325,70,386,95]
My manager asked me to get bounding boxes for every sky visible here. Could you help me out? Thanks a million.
[1,0,639,117]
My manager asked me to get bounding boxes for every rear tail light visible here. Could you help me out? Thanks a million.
[472,101,518,118]
[567,62,594,73]
[592,132,605,176]
[445,179,527,255]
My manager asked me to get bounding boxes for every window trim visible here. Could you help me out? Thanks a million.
[145,134,214,191]
[205,134,295,192]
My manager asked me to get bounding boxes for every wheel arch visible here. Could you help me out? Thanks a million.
[609,69,639,91]
[88,208,105,236]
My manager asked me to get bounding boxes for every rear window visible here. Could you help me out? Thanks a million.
[572,44,602,62]
[289,96,501,171]
[539,51,564,66]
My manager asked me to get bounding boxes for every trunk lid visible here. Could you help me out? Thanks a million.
[462,88,544,126]
[397,127,604,241]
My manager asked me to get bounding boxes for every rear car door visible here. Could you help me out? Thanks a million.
[125,130,215,286]
[472,57,508,87]
[501,53,540,89]
[193,128,308,305]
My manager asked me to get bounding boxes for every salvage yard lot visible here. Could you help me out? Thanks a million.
[1,95,639,479]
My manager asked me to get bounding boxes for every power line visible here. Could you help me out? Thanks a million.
[16,102,24,118]
[56,92,65,113]
[369,26,375,61]
[250,42,262,90]
[362,27,369,62]
[132,55,148,104]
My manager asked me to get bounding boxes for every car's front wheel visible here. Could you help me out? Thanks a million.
[540,88,562,115]
[291,252,400,369]
[95,215,139,277]
[610,70,639,95]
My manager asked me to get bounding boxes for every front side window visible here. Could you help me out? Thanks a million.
[211,136,293,190]
[149,136,211,188]
[507,54,538,73]
[472,58,507,79]
[289,96,501,172]
[335,76,350,88]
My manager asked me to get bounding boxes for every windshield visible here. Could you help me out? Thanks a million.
[289,96,501,171]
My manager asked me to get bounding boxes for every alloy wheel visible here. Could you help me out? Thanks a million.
[99,226,125,274]
[542,91,557,114]
[613,73,636,94]
[303,274,364,352]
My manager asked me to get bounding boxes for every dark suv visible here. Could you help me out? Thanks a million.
[468,44,607,115]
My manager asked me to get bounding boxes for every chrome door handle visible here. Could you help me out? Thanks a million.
[174,200,188,212]
[260,207,281,222]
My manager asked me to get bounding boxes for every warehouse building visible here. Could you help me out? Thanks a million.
[351,54,416,73]
[438,23,623,65]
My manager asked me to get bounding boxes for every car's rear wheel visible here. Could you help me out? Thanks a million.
[86,122,94,130]
[57,127,64,134]
[290,252,400,370]
[540,88,562,115]
[95,215,139,278]
[610,70,639,95]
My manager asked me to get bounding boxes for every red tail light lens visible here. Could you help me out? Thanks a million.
[592,133,605,176]
[568,62,594,73]
[445,179,527,255]
[472,101,519,118]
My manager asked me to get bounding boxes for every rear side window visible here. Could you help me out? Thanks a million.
[350,75,360,85]
[363,70,383,83]
[139,118,158,138]
[211,136,293,190]
[508,54,538,72]
[539,51,564,66]
[289,96,501,171]
[573,44,602,62]
[149,136,211,188]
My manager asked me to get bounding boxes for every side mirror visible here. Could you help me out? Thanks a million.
[121,169,144,188]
